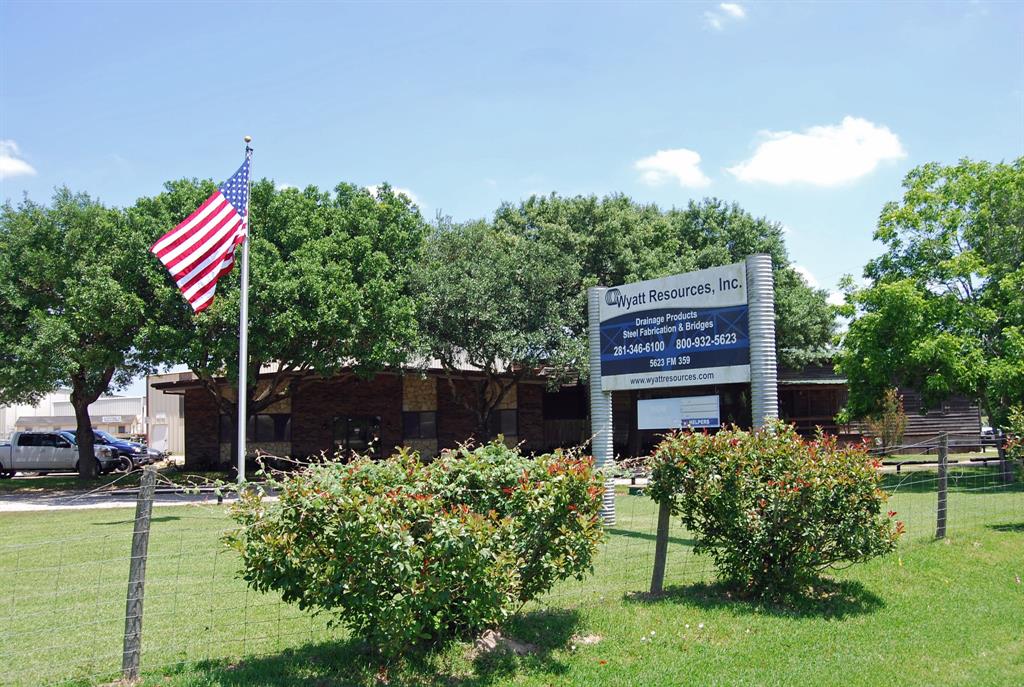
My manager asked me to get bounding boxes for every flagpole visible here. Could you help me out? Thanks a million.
[237,135,253,483]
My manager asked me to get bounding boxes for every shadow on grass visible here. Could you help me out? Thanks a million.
[989,522,1024,533]
[157,608,580,687]
[93,515,182,526]
[607,528,695,547]
[881,470,1024,495]
[625,578,884,620]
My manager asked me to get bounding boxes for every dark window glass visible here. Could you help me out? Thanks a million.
[223,414,292,442]
[334,416,381,457]
[402,411,437,439]
[254,415,273,442]
[274,415,291,442]
[38,434,57,448]
[488,409,517,437]
[17,434,36,447]
[219,415,233,443]
[420,412,436,439]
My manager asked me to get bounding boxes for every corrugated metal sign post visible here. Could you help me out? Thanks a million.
[588,286,616,526]
[745,254,778,427]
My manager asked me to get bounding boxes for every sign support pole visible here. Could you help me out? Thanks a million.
[745,254,778,427]
[587,287,616,525]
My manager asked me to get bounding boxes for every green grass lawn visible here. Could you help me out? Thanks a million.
[1,476,1021,687]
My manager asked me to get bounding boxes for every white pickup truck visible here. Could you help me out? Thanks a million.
[0,431,123,478]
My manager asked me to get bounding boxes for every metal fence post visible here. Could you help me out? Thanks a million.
[936,434,948,539]
[649,500,672,595]
[122,467,157,682]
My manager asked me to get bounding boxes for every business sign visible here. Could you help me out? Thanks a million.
[638,395,721,430]
[598,262,751,391]
[101,415,123,423]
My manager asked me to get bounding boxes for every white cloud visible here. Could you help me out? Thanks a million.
[704,12,723,30]
[0,140,37,180]
[720,3,746,19]
[728,116,906,186]
[793,265,819,288]
[705,3,746,30]
[827,291,846,306]
[275,182,296,191]
[635,148,711,188]
[366,184,423,207]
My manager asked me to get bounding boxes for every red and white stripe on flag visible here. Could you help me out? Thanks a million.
[150,191,247,313]
[151,151,251,312]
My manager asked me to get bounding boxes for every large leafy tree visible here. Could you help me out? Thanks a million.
[412,220,582,436]
[837,158,1024,428]
[133,180,427,466]
[494,194,835,371]
[0,190,161,477]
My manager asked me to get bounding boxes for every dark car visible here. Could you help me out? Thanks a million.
[68,430,152,469]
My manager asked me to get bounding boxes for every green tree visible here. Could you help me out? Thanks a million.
[864,388,908,454]
[0,190,160,477]
[494,194,836,371]
[412,220,582,436]
[838,158,1024,428]
[667,199,835,368]
[133,180,428,467]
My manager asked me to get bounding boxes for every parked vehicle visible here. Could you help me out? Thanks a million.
[0,431,122,478]
[67,429,154,469]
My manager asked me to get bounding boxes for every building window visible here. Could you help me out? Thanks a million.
[488,409,518,437]
[334,416,381,457]
[402,411,437,440]
[117,425,127,434]
[219,414,292,443]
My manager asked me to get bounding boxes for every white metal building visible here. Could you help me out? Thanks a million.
[146,371,190,455]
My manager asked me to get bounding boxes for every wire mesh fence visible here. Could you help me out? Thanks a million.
[0,435,1020,687]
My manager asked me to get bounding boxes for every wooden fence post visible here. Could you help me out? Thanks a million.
[122,467,157,682]
[649,500,672,596]
[936,434,948,539]
[997,441,1013,484]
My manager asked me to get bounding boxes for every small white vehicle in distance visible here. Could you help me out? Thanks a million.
[0,431,123,478]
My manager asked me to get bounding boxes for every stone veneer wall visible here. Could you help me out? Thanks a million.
[403,375,438,456]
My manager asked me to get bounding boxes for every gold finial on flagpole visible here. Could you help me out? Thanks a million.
[244,135,252,143]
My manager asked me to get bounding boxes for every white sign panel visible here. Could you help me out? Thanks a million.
[598,262,751,391]
[101,415,122,423]
[638,395,721,430]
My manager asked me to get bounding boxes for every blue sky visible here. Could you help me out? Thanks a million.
[2,0,1021,303]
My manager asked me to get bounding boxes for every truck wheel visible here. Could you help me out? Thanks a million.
[116,457,134,473]
[0,464,13,479]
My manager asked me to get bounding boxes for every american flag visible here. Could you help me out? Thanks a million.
[150,150,252,312]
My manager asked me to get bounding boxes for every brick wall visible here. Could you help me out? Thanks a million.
[517,383,545,453]
[181,373,552,466]
[437,378,482,450]
[291,374,403,458]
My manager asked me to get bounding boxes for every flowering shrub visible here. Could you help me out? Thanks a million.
[647,422,900,597]
[225,441,604,654]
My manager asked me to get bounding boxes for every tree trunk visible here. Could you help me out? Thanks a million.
[70,389,98,480]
